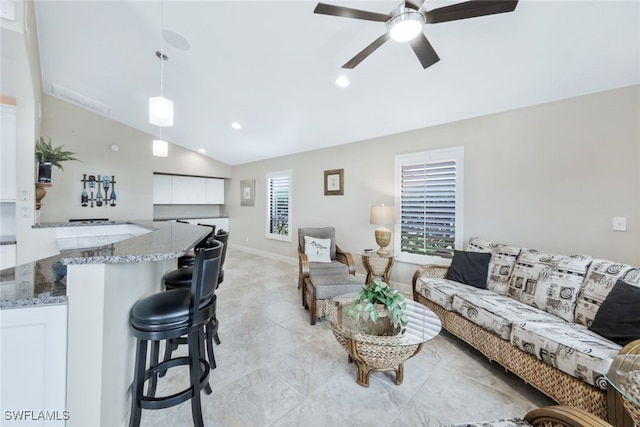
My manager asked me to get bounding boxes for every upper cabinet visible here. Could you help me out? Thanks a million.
[205,178,224,204]
[153,174,224,205]
[152,174,172,204]
[1,105,17,201]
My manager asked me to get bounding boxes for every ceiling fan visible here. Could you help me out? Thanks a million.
[314,0,518,69]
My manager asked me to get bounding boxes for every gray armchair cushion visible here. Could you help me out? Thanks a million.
[311,274,363,299]
[299,227,336,260]
[309,260,350,276]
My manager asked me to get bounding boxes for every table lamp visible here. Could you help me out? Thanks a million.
[370,204,394,255]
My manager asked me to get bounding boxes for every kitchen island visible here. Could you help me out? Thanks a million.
[0,221,211,427]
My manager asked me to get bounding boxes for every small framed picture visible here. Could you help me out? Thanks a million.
[324,169,344,196]
[240,179,255,207]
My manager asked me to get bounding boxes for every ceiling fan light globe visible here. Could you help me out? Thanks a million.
[388,12,424,42]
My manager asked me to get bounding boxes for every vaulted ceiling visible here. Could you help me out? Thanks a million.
[33,1,640,165]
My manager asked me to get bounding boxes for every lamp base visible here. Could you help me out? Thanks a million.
[374,227,391,256]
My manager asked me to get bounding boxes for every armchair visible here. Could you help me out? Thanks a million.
[298,227,362,325]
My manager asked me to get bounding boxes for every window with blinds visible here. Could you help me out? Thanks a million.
[395,148,463,263]
[266,170,292,242]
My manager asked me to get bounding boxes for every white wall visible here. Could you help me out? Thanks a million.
[227,85,640,287]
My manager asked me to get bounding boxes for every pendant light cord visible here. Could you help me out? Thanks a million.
[159,1,164,139]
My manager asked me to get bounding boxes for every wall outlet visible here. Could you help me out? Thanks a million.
[20,206,30,218]
[613,217,627,232]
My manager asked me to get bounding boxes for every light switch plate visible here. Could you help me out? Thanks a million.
[613,217,627,232]
[20,189,29,201]
[20,206,30,218]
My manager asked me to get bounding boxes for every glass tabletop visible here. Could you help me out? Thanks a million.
[321,293,442,348]
[606,348,640,407]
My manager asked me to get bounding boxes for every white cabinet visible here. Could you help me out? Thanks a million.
[1,104,17,201]
[0,304,68,426]
[153,174,172,204]
[206,178,224,204]
[171,175,206,204]
[153,174,224,205]
[0,244,16,270]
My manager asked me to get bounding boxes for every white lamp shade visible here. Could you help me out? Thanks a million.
[152,139,169,157]
[370,205,395,225]
[149,96,174,127]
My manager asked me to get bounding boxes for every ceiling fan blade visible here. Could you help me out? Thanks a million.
[314,3,391,22]
[426,0,518,24]
[409,33,440,69]
[342,33,390,69]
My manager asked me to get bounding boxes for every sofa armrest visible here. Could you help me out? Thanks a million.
[524,405,613,427]
[335,244,356,275]
[412,264,449,302]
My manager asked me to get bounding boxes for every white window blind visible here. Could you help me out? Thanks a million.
[395,147,463,263]
[266,170,292,242]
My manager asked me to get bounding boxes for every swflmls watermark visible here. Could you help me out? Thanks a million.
[4,410,70,421]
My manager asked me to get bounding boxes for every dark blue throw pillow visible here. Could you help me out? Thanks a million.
[445,250,491,289]
[589,279,640,346]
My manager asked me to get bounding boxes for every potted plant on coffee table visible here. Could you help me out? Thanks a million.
[35,136,79,183]
[345,278,408,336]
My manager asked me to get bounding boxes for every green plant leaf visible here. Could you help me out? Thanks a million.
[35,136,79,170]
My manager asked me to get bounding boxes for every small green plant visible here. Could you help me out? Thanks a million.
[345,278,408,333]
[35,137,79,170]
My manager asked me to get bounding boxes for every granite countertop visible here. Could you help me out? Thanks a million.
[0,221,211,309]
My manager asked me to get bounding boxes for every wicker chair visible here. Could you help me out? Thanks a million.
[443,405,613,427]
[298,227,362,325]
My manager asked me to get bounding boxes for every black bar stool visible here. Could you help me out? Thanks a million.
[161,230,229,366]
[128,242,223,427]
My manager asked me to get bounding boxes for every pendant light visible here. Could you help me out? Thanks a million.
[149,2,173,128]
[152,139,169,157]
[151,2,171,157]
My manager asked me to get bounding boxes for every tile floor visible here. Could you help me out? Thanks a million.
[140,247,554,427]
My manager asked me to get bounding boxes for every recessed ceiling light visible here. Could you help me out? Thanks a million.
[231,122,242,129]
[198,148,206,154]
[335,75,350,87]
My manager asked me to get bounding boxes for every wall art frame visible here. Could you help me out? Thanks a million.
[324,169,344,196]
[240,179,256,207]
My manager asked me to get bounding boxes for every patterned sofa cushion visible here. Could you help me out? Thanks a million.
[575,259,640,326]
[507,250,592,322]
[510,321,621,389]
[451,294,564,340]
[415,277,495,310]
[466,237,522,295]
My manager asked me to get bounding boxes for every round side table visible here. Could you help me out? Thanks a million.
[360,251,394,284]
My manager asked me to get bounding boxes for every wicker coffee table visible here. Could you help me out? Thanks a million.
[324,293,441,387]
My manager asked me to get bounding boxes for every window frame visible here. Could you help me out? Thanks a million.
[265,169,292,242]
[394,146,464,265]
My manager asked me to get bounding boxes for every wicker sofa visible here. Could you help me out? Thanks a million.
[412,237,640,422]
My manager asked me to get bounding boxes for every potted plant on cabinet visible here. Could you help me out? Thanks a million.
[345,278,408,336]
[35,136,79,183]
